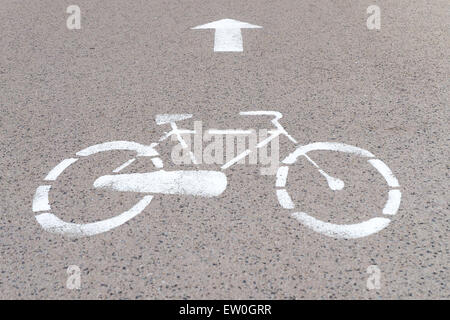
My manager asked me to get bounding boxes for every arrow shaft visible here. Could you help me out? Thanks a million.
[214,28,243,52]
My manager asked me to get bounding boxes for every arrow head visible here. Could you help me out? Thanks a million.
[192,18,262,29]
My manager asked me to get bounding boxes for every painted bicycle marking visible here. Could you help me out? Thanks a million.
[33,111,401,239]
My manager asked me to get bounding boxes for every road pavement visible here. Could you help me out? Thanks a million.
[0,0,449,299]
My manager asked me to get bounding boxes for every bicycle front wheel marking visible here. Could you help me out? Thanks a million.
[276,142,402,239]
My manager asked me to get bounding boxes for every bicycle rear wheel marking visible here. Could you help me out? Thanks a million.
[32,185,52,212]
[76,141,159,157]
[33,141,159,237]
[44,158,78,181]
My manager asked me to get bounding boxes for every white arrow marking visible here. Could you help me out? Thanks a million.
[192,18,262,52]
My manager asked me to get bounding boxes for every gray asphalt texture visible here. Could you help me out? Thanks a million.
[1,0,449,299]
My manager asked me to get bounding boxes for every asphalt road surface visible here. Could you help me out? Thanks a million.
[1,0,449,299]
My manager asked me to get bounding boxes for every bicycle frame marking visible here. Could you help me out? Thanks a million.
[156,111,296,171]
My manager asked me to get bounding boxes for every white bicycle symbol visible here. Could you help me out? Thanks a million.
[33,111,401,239]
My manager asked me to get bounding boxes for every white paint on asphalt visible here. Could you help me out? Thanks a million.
[34,195,154,237]
[291,212,391,239]
[207,129,253,135]
[221,150,251,169]
[276,166,289,187]
[44,158,78,181]
[276,189,295,209]
[32,112,401,238]
[155,114,193,125]
[318,169,345,191]
[76,141,159,157]
[368,159,400,188]
[151,157,164,168]
[113,158,136,173]
[32,185,52,212]
[192,19,262,52]
[383,189,401,215]
[283,142,375,164]
[277,141,401,238]
[93,170,227,197]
